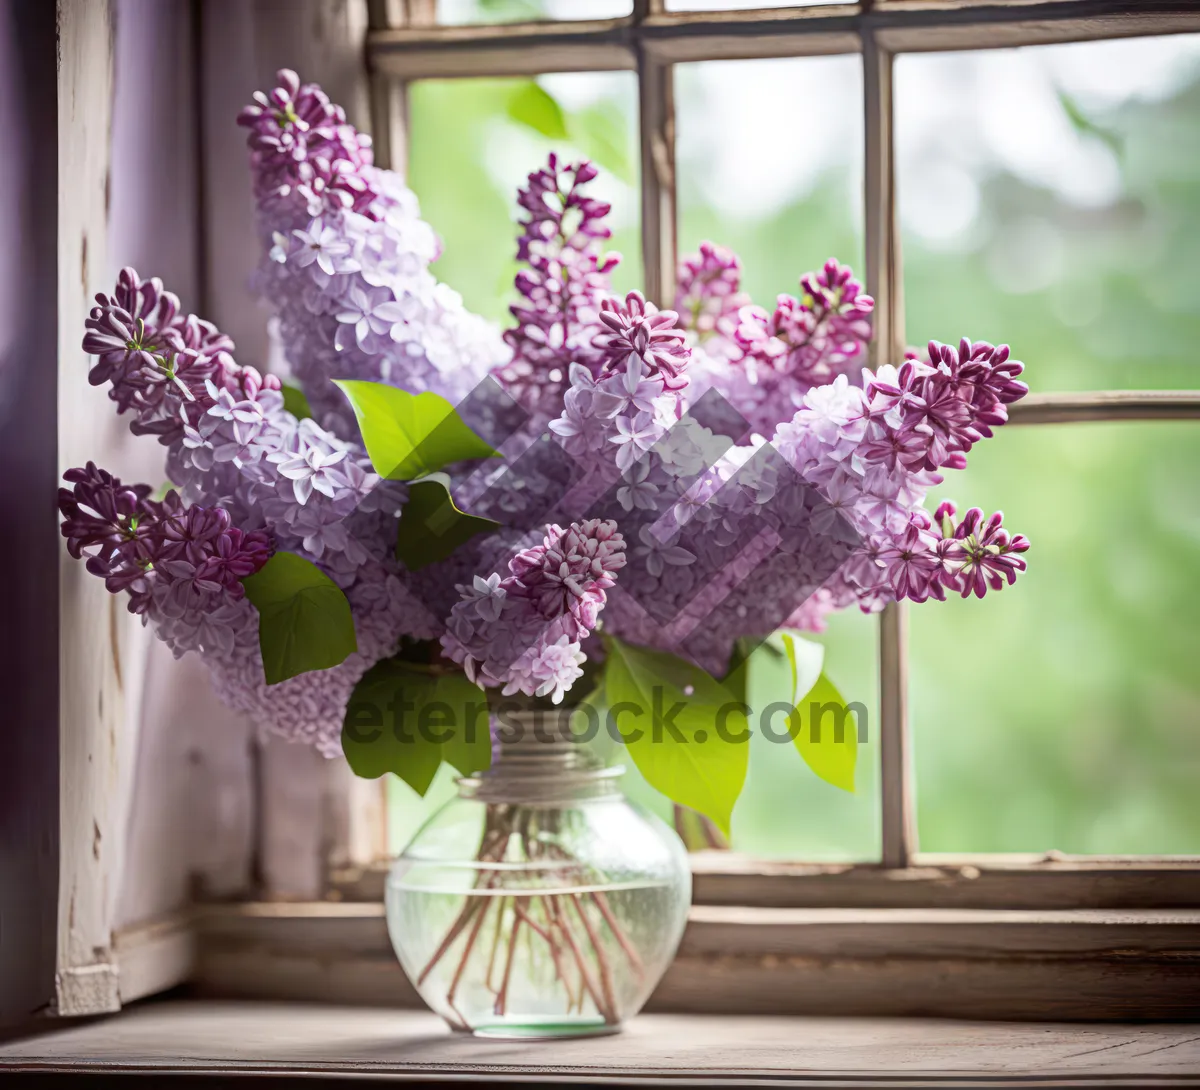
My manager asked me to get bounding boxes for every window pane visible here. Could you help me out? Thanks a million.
[910,423,1200,855]
[390,72,638,851]
[676,55,864,308]
[436,0,630,23]
[668,54,876,859]
[897,36,1200,392]
[408,72,640,325]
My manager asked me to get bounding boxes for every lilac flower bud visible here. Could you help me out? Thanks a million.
[594,291,690,391]
[498,155,619,413]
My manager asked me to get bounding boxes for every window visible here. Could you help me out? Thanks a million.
[40,0,1197,1024]
[365,0,1200,885]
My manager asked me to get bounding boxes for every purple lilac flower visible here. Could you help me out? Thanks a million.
[242,69,505,436]
[441,520,626,703]
[674,242,748,339]
[771,337,1030,617]
[59,463,273,613]
[496,155,620,414]
[936,504,1030,599]
[683,256,874,439]
[594,291,690,391]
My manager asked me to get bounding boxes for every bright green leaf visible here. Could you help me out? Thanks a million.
[603,636,749,837]
[334,379,498,481]
[281,382,313,421]
[725,630,824,718]
[341,658,492,793]
[790,672,859,794]
[242,552,358,685]
[779,631,825,707]
[395,478,501,570]
[507,81,568,140]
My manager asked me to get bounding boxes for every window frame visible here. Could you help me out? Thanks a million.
[359,0,1200,888]
[94,0,1200,1024]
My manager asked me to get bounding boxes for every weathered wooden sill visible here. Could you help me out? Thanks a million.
[181,902,1200,1021]
[2,1000,1198,1087]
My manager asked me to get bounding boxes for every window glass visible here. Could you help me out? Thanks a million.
[436,0,630,23]
[676,55,864,302]
[407,72,641,324]
[910,423,1200,854]
[669,53,876,859]
[897,36,1200,392]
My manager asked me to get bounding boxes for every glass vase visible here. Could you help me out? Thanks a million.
[385,708,691,1038]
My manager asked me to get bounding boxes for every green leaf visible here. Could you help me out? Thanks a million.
[395,478,501,570]
[779,631,825,707]
[334,379,498,481]
[725,631,854,792]
[724,630,823,716]
[341,658,492,793]
[507,81,568,140]
[242,552,358,685]
[790,672,859,794]
[603,636,749,837]
[281,382,313,421]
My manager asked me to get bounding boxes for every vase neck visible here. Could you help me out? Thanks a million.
[458,708,621,804]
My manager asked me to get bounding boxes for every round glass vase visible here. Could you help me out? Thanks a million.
[385,708,691,1039]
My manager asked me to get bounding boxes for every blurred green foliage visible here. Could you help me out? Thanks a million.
[389,56,1200,858]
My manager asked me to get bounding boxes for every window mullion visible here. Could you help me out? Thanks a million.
[863,32,918,870]
[636,0,676,307]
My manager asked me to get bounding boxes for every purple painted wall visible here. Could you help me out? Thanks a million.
[0,0,61,1024]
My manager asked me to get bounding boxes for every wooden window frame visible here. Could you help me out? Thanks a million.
[355,0,1200,891]
[184,1,1200,1022]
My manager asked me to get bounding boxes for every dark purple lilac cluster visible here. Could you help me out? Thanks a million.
[59,462,273,616]
[82,268,269,443]
[863,338,1029,473]
[237,68,377,221]
[497,155,620,413]
[594,291,690,392]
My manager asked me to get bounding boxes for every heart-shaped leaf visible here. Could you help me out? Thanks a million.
[395,478,501,570]
[242,551,357,685]
[603,636,749,837]
[341,657,492,794]
[334,379,498,481]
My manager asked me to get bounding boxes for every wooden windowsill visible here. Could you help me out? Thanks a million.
[2,1000,1198,1086]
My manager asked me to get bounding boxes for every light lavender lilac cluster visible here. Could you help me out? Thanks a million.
[240,69,506,437]
[59,69,512,754]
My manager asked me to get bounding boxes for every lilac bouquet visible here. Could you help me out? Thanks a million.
[60,70,1029,829]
